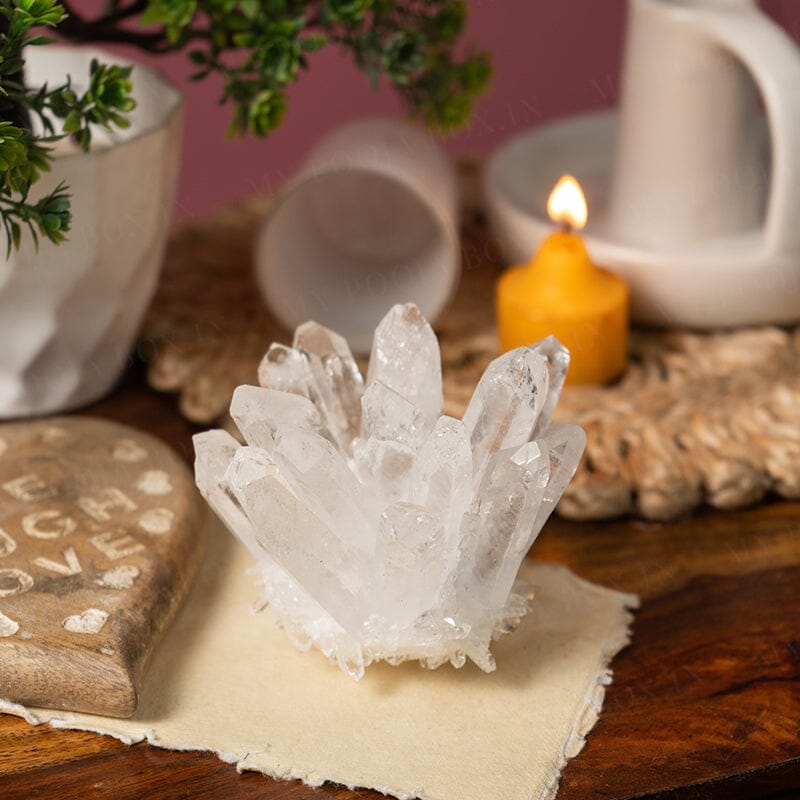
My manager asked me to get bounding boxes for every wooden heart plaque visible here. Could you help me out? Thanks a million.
[0,417,204,717]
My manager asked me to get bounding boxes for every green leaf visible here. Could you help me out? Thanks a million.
[240,0,259,19]
[62,109,81,133]
[300,34,326,52]
[381,31,424,83]
[459,52,491,95]
[245,89,287,137]
[433,1,466,43]
[141,0,197,41]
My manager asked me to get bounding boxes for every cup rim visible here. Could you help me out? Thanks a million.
[255,163,461,341]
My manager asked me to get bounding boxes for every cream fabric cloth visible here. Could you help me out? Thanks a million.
[2,518,638,800]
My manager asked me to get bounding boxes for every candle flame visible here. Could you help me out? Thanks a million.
[547,175,588,230]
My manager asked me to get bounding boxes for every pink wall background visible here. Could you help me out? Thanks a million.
[76,0,800,220]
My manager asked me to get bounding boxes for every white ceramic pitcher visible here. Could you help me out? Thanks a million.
[607,0,800,258]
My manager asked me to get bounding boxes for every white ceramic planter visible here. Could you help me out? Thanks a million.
[0,46,183,418]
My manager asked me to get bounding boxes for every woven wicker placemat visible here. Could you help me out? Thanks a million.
[140,164,800,521]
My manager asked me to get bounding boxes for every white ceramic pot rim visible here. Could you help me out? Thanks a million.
[28,45,184,162]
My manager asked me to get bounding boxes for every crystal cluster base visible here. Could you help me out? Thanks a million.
[194,304,585,679]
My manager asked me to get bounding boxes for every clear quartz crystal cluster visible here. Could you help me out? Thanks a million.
[194,304,586,679]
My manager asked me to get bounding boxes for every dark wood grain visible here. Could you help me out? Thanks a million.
[0,361,798,799]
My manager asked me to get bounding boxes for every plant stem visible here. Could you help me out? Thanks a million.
[97,0,149,25]
[58,0,172,52]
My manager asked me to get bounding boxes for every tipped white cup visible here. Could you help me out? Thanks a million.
[254,118,459,353]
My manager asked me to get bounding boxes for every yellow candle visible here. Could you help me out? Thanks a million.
[496,175,629,385]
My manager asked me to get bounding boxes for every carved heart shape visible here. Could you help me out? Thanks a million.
[136,470,173,496]
[0,417,204,717]
[62,607,109,634]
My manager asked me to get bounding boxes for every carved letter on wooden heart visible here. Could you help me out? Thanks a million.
[0,417,204,717]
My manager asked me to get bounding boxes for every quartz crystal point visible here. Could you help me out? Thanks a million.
[367,303,443,430]
[194,304,585,679]
[463,347,550,488]
[293,321,364,452]
[230,385,322,449]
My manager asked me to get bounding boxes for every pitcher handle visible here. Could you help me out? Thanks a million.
[696,3,800,256]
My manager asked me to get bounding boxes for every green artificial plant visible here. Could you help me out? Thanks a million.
[0,0,490,253]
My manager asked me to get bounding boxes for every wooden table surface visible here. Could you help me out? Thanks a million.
[0,363,798,800]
